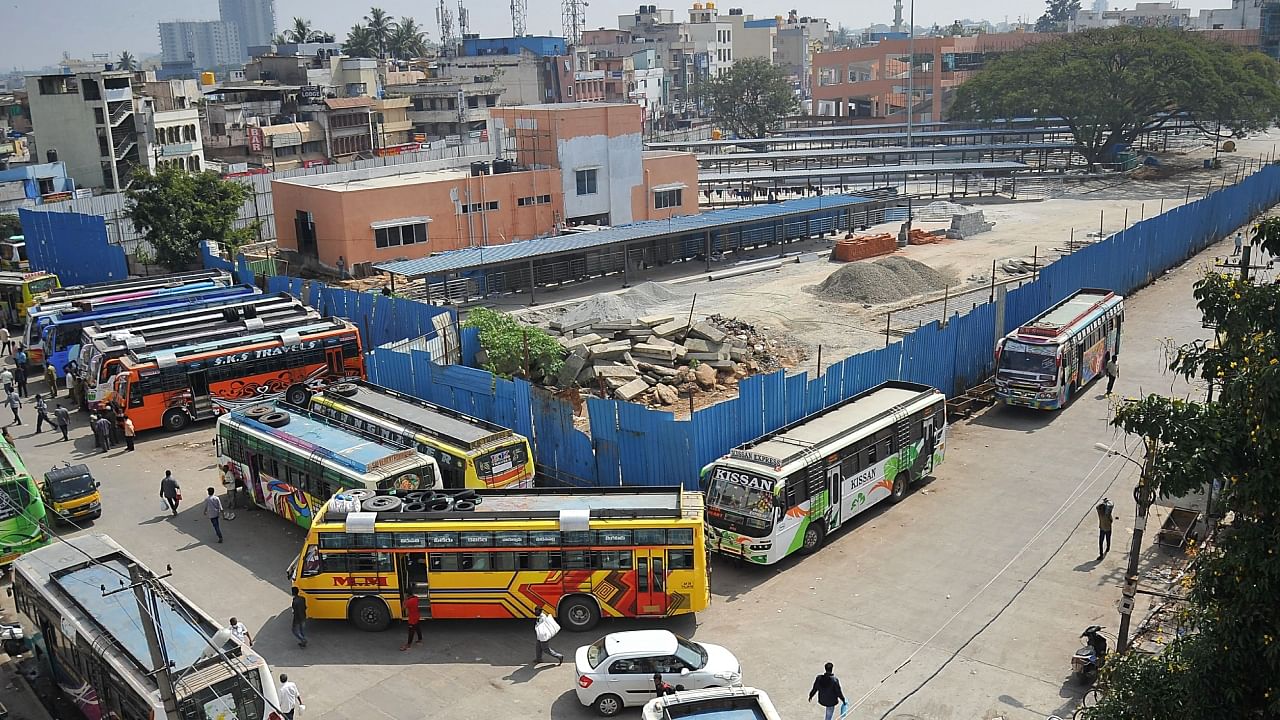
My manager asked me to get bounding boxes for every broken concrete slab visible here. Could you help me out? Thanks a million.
[634,342,678,360]
[682,338,728,354]
[652,320,690,338]
[686,351,732,362]
[560,333,603,352]
[638,314,675,327]
[646,337,677,349]
[592,320,641,332]
[688,321,728,343]
[588,340,633,359]
[557,354,587,386]
[614,377,650,401]
[593,364,640,379]
[549,317,595,333]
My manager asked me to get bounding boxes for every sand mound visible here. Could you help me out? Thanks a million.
[810,256,949,304]
[624,281,686,305]
[558,294,639,326]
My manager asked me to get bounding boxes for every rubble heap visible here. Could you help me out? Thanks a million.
[545,312,783,406]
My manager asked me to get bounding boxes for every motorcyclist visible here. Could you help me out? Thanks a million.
[1083,626,1108,668]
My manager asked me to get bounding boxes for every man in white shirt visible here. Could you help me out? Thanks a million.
[278,674,303,720]
[228,617,252,647]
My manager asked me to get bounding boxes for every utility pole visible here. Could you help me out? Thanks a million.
[108,563,180,720]
[1117,437,1157,653]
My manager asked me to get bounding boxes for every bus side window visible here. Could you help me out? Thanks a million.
[429,553,459,571]
[785,473,808,508]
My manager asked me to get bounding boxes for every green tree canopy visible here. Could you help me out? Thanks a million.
[462,307,563,380]
[116,51,137,71]
[1086,223,1280,719]
[389,17,428,59]
[125,169,258,271]
[950,27,1280,169]
[1035,0,1081,32]
[344,24,377,58]
[364,7,394,58]
[703,57,799,139]
[0,214,22,239]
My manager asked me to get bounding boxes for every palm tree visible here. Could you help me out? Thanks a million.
[287,17,313,44]
[344,24,378,58]
[364,7,394,58]
[272,32,289,44]
[117,51,136,71]
[389,17,428,59]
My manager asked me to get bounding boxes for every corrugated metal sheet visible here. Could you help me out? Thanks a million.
[699,161,1030,183]
[646,126,1073,149]
[374,193,881,278]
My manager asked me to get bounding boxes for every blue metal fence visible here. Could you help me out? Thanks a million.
[283,165,1280,488]
[17,209,128,285]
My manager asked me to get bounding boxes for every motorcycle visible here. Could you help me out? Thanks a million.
[1072,625,1108,685]
[1,621,26,657]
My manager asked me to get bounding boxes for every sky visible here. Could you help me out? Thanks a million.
[1,0,1239,71]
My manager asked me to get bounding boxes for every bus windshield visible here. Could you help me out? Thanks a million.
[999,340,1058,375]
[706,468,774,519]
[28,276,59,295]
[48,474,96,500]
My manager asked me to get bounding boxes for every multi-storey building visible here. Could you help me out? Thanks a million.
[26,70,140,192]
[158,20,242,72]
[219,0,276,60]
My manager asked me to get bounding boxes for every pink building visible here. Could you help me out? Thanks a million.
[272,102,698,270]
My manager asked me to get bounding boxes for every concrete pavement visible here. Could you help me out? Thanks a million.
[4,228,1229,720]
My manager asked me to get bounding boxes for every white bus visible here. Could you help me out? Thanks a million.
[11,534,283,720]
[994,288,1124,410]
[702,381,946,565]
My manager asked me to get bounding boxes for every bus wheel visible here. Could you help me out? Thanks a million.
[162,409,189,432]
[889,471,912,504]
[558,595,600,632]
[350,597,391,632]
[799,521,825,554]
[285,385,311,406]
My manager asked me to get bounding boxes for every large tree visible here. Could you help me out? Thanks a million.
[364,7,394,58]
[1035,0,1081,32]
[1085,222,1280,719]
[125,169,259,271]
[116,51,137,71]
[950,27,1280,169]
[0,214,22,239]
[344,24,377,58]
[703,57,799,139]
[389,17,428,59]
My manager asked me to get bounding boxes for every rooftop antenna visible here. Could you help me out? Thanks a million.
[512,0,528,36]
[562,0,587,46]
[437,0,456,58]
[458,0,471,38]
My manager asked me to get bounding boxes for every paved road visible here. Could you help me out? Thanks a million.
[1,230,1227,720]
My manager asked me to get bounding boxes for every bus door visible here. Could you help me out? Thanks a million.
[634,550,667,616]
[824,460,841,526]
[325,347,345,377]
[189,369,210,400]
[397,550,430,617]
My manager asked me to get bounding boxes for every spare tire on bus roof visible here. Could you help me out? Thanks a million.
[362,495,402,512]
[401,502,428,513]
[404,490,437,504]
[244,405,273,419]
[452,489,477,503]
[427,498,451,512]
[452,500,476,512]
[260,411,290,428]
[344,488,375,502]
[330,382,359,397]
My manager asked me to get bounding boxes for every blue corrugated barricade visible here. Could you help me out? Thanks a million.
[18,209,128,285]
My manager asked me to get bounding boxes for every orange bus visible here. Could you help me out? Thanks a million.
[109,318,365,432]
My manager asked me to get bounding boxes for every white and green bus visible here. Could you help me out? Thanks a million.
[702,381,946,565]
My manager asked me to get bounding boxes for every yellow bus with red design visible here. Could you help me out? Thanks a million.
[289,487,710,633]
[109,318,365,432]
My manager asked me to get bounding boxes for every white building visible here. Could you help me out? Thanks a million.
[159,21,242,71]
[632,66,666,120]
[686,3,734,76]
[219,0,276,60]
[1070,2,1192,29]
[27,70,140,192]
[138,102,205,173]
[1193,0,1264,29]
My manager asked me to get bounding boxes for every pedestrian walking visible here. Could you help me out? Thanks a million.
[34,394,50,433]
[228,617,253,647]
[54,404,69,441]
[122,414,135,451]
[203,487,224,543]
[1,366,13,394]
[93,414,112,452]
[1234,231,1244,256]
[104,404,120,444]
[6,388,21,425]
[44,364,57,397]
[0,325,11,357]
[1104,354,1119,395]
[400,593,422,651]
[14,346,27,368]
[14,363,27,398]
[277,674,304,720]
[290,587,309,648]
[808,662,846,720]
[533,607,564,665]
[160,470,181,516]
[1097,498,1114,560]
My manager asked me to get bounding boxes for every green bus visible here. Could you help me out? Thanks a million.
[0,436,50,567]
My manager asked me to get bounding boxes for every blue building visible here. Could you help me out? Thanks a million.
[0,161,74,212]
[462,36,567,57]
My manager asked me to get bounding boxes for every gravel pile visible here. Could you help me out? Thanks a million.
[809,257,949,304]
[625,281,688,305]
[558,294,641,326]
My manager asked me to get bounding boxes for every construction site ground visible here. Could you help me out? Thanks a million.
[491,129,1280,387]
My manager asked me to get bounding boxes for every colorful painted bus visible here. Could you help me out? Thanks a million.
[12,534,282,720]
[289,486,709,633]
[23,270,234,366]
[216,403,440,528]
[79,294,316,409]
[995,289,1124,410]
[703,381,946,565]
[0,270,59,326]
[41,284,260,378]
[0,435,49,567]
[110,318,365,432]
[309,381,536,491]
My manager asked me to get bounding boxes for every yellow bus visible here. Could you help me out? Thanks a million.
[0,271,59,325]
[289,486,709,633]
[309,381,535,490]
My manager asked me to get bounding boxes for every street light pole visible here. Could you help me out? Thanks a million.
[1117,437,1157,652]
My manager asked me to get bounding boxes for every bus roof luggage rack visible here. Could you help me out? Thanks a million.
[322,486,689,523]
[1016,288,1116,339]
[319,381,513,450]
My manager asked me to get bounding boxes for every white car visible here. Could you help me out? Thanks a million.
[574,630,743,717]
